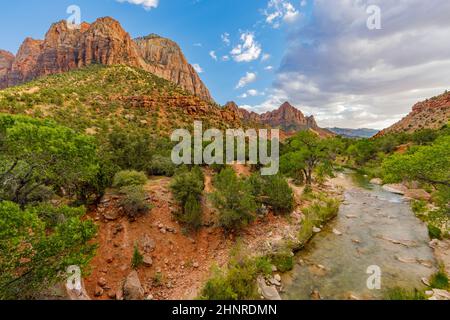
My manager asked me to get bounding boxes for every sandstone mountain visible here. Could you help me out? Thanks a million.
[225,101,333,137]
[0,17,212,101]
[376,91,450,137]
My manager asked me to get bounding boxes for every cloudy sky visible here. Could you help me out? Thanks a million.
[1,0,449,129]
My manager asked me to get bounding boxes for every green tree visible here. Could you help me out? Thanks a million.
[170,167,205,231]
[0,114,99,206]
[280,131,337,186]
[382,135,450,188]
[211,168,256,233]
[131,243,144,269]
[0,201,97,299]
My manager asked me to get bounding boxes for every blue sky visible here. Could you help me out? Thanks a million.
[1,1,450,129]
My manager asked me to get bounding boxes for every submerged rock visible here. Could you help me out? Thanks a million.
[382,184,408,195]
[257,276,282,300]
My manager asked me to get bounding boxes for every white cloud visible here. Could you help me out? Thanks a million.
[264,65,274,71]
[236,72,257,89]
[264,0,300,28]
[261,53,271,62]
[193,43,202,47]
[192,63,203,74]
[230,32,262,63]
[221,32,230,46]
[251,0,450,128]
[240,89,264,98]
[117,0,159,10]
[221,55,230,62]
[209,51,218,61]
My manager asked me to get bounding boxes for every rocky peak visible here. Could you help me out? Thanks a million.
[224,101,260,123]
[259,101,312,132]
[134,34,212,101]
[0,17,212,101]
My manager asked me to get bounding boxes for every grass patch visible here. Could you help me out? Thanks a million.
[384,287,426,300]
[430,267,449,290]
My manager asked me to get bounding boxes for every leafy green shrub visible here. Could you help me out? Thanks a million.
[148,155,176,177]
[385,287,426,300]
[170,167,204,231]
[428,224,442,240]
[270,251,294,272]
[411,200,427,216]
[119,185,151,219]
[170,168,204,207]
[211,168,256,233]
[113,170,148,188]
[183,194,203,231]
[0,201,97,299]
[200,256,272,300]
[249,174,295,215]
[430,268,449,289]
[131,243,144,269]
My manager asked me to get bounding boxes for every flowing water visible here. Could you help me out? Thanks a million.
[282,171,437,300]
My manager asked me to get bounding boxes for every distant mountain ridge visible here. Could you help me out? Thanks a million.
[225,101,334,137]
[0,17,212,101]
[376,91,450,137]
[328,127,379,138]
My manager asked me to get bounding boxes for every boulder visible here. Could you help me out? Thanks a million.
[370,178,383,185]
[123,271,145,300]
[382,184,408,195]
[429,289,450,300]
[404,189,431,201]
[143,255,153,267]
[257,276,281,300]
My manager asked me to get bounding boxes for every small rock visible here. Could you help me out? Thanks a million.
[107,291,116,299]
[311,289,322,300]
[193,262,199,269]
[106,256,114,264]
[422,277,431,287]
[370,178,383,185]
[313,227,322,233]
[143,255,153,267]
[274,274,281,282]
[333,229,343,236]
[94,286,104,297]
[97,277,107,288]
[271,265,278,272]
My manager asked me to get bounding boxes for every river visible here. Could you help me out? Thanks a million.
[282,171,437,300]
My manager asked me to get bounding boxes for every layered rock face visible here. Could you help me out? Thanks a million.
[258,102,320,132]
[0,50,14,80]
[135,34,212,101]
[376,91,450,137]
[0,17,211,101]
